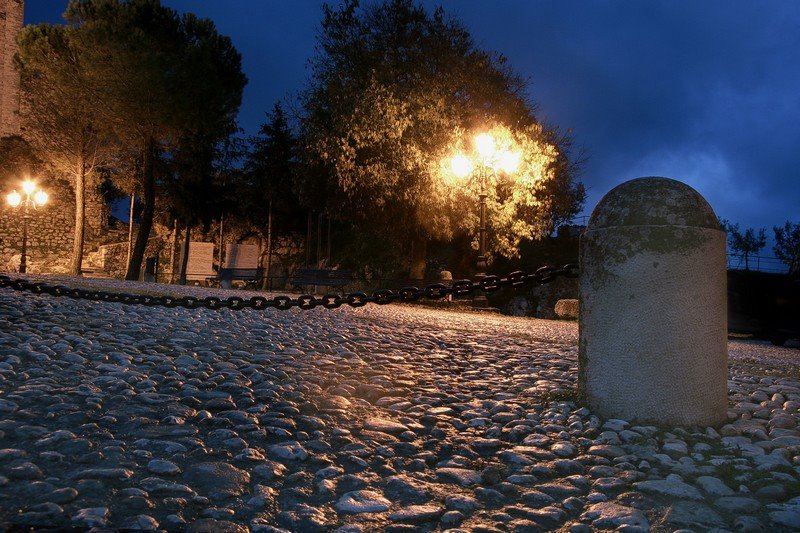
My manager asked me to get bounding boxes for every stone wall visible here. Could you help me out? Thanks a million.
[0,0,23,137]
[0,179,74,272]
[0,177,110,274]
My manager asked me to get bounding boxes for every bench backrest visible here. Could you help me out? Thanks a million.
[292,268,353,284]
[219,267,263,282]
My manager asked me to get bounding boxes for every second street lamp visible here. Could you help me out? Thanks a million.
[451,132,521,307]
[6,179,48,274]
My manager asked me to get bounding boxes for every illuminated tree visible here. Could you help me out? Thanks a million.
[300,0,583,279]
[16,24,114,275]
[64,0,245,280]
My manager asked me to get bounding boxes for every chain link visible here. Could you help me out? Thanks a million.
[0,263,578,312]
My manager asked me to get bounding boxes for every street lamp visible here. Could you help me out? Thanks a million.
[6,179,48,273]
[451,132,521,307]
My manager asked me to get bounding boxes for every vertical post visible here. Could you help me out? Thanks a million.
[169,219,177,284]
[327,215,332,264]
[473,165,488,308]
[317,213,323,266]
[126,194,135,270]
[263,200,273,291]
[19,208,28,274]
[477,192,487,273]
[306,210,312,266]
[579,177,727,426]
[219,212,225,268]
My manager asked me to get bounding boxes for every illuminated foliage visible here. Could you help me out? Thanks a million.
[16,23,113,275]
[300,0,583,276]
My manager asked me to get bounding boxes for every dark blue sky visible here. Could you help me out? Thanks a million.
[24,1,800,235]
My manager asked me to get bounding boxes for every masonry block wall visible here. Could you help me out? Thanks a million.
[0,179,74,272]
[0,0,23,138]
[0,177,112,273]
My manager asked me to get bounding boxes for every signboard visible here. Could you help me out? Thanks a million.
[182,241,215,281]
[224,243,259,269]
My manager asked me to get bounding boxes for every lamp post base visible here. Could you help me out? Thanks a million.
[472,292,489,308]
[472,264,489,308]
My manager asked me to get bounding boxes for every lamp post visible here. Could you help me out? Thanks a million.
[6,179,48,274]
[451,132,520,307]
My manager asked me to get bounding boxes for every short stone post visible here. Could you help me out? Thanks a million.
[578,177,727,426]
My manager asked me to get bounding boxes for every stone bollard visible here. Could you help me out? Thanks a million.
[578,177,727,426]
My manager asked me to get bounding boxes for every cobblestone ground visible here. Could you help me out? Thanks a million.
[0,278,799,532]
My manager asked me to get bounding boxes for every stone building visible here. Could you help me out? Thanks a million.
[1,0,113,274]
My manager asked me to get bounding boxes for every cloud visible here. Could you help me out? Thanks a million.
[441,1,800,230]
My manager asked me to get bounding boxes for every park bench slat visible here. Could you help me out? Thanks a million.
[291,268,353,289]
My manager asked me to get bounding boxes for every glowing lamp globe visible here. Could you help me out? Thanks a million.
[34,190,48,206]
[22,180,36,195]
[498,150,521,174]
[7,191,21,208]
[450,154,473,178]
[475,133,495,159]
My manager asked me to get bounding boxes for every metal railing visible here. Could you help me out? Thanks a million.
[727,254,791,274]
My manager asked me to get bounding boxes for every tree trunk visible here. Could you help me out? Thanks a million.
[179,225,191,285]
[125,137,156,280]
[69,160,86,276]
[126,193,135,270]
[409,235,428,283]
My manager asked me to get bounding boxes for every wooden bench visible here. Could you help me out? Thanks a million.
[291,268,353,292]
[215,267,264,289]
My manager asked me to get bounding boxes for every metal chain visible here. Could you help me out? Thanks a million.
[0,264,578,312]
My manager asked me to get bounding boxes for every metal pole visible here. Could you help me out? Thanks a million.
[169,219,177,284]
[477,191,487,274]
[306,210,312,266]
[317,213,323,266]
[20,207,29,274]
[219,212,225,268]
[473,164,488,307]
[327,215,332,264]
[264,200,273,291]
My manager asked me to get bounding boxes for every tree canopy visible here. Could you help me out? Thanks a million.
[16,22,114,274]
[51,0,247,279]
[241,103,305,237]
[773,221,800,275]
[300,0,583,278]
[721,220,767,271]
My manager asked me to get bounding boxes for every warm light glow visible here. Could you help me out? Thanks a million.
[497,150,522,174]
[22,180,36,195]
[450,154,473,178]
[7,191,21,208]
[475,133,495,159]
[34,190,48,206]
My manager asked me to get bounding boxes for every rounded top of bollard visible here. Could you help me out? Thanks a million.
[588,177,720,230]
